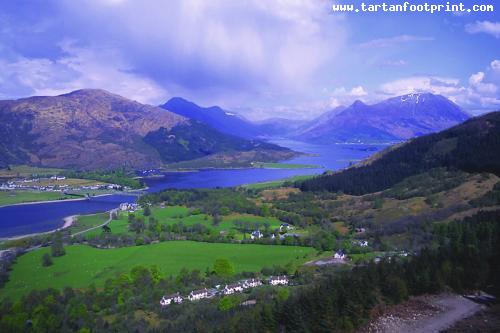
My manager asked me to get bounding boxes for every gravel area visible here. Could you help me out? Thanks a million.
[358,293,484,333]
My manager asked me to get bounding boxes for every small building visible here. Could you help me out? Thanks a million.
[353,240,368,247]
[160,293,183,306]
[188,289,209,301]
[334,250,346,260]
[268,275,288,286]
[223,283,244,295]
[355,227,366,233]
[279,223,294,232]
[250,230,263,240]
[242,278,262,289]
[119,202,139,212]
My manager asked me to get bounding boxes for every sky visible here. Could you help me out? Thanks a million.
[0,0,499,120]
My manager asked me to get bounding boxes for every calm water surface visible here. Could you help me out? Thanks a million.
[0,140,385,238]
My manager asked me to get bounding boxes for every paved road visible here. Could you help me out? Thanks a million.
[71,208,118,237]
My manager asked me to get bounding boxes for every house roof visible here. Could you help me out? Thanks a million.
[269,275,288,281]
[190,288,208,295]
[225,283,241,289]
[163,292,181,299]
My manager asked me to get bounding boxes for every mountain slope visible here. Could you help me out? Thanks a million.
[0,90,291,170]
[161,97,264,139]
[299,110,500,194]
[298,93,470,143]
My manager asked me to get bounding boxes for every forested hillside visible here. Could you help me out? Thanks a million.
[300,111,500,194]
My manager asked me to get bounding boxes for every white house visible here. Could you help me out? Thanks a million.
[188,289,209,301]
[119,202,139,212]
[242,278,262,289]
[268,275,288,286]
[334,250,346,260]
[160,293,183,306]
[250,230,263,240]
[279,223,294,232]
[353,240,368,247]
[223,283,244,295]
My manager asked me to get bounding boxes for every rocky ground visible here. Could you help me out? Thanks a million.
[442,304,500,333]
[358,293,485,333]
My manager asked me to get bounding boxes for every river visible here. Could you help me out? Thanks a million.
[0,140,385,238]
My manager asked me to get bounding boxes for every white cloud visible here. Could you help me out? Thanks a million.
[379,76,463,96]
[0,41,168,104]
[55,0,345,96]
[465,21,500,38]
[358,35,434,48]
[377,60,500,112]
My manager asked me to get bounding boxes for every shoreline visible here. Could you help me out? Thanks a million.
[0,215,77,242]
[0,192,119,208]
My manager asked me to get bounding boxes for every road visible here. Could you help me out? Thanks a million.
[71,208,118,237]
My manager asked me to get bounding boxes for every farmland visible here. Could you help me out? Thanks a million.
[76,205,287,238]
[1,241,316,300]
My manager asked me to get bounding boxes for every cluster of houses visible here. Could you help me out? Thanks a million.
[0,176,123,193]
[160,276,289,307]
[119,202,140,212]
[249,223,297,240]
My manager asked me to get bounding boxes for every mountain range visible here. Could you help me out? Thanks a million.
[0,90,476,171]
[296,93,470,143]
[163,93,470,143]
[0,89,293,170]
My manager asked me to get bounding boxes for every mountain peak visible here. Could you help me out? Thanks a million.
[60,88,119,98]
[352,100,366,108]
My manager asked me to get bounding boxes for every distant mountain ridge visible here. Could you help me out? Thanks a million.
[0,89,292,170]
[297,93,470,143]
[161,97,263,139]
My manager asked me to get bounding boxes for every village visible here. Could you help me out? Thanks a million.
[0,176,126,193]
[160,275,290,307]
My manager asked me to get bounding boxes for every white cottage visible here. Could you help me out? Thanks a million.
[160,293,183,306]
[268,275,288,286]
[223,283,244,295]
[188,289,209,301]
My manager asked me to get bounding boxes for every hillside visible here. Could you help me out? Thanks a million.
[299,111,500,194]
[0,90,292,170]
[298,93,470,143]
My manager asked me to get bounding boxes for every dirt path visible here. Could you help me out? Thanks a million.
[360,293,484,333]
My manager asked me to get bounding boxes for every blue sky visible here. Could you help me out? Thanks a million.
[0,0,498,120]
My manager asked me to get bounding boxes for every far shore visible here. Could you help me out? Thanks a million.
[0,192,122,208]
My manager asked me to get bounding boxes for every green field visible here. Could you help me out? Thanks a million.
[81,206,286,237]
[70,213,109,234]
[0,191,75,207]
[1,241,316,300]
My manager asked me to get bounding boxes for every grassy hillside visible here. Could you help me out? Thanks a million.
[1,242,316,300]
